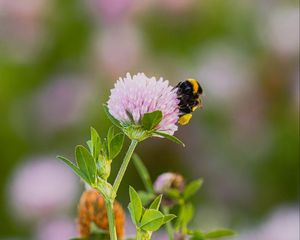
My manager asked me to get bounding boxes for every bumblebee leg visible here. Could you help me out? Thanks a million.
[178,114,193,125]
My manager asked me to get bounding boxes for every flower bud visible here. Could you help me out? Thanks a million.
[154,172,185,194]
[98,159,112,180]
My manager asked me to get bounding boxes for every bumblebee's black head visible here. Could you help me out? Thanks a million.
[175,79,203,125]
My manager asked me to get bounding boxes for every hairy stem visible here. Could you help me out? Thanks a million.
[105,199,117,240]
[113,140,138,193]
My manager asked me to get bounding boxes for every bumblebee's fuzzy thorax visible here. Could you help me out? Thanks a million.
[175,79,203,125]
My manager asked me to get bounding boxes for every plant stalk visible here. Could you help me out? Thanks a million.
[136,229,151,240]
[163,207,174,240]
[113,139,138,193]
[105,199,118,240]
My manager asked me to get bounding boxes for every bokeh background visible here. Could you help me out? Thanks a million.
[0,0,299,239]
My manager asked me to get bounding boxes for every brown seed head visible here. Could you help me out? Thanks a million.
[77,189,125,238]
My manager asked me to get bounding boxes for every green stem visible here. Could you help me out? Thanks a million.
[105,199,118,240]
[113,139,138,193]
[163,207,174,240]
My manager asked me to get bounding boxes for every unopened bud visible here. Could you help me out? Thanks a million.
[154,172,185,194]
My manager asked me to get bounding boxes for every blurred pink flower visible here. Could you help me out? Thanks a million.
[108,73,179,135]
[261,5,299,58]
[93,24,143,77]
[158,0,195,13]
[86,0,132,24]
[8,157,79,221]
[33,75,93,132]
[195,45,254,106]
[239,206,299,240]
[0,0,48,60]
[35,218,77,240]
[154,172,184,194]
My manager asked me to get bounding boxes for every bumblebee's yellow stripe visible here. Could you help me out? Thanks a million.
[178,114,192,125]
[187,79,199,94]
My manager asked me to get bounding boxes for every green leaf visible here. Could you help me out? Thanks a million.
[87,140,93,153]
[166,189,181,199]
[149,195,162,210]
[128,203,136,225]
[103,104,123,128]
[108,133,124,159]
[57,156,90,184]
[105,126,115,157]
[90,127,102,160]
[182,203,194,227]
[107,126,114,145]
[142,110,163,130]
[140,209,164,231]
[129,186,143,225]
[189,230,205,240]
[133,153,154,193]
[162,214,176,224]
[183,179,203,200]
[76,145,97,184]
[204,229,236,239]
[154,131,185,147]
[175,203,194,230]
[138,191,155,206]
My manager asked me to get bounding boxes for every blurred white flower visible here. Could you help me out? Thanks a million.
[260,5,299,58]
[237,206,299,240]
[93,24,143,77]
[33,75,93,132]
[35,218,77,240]
[8,157,79,222]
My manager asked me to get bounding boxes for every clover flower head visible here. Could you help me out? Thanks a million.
[107,73,180,135]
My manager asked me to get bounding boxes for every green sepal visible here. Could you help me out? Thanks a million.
[154,131,185,147]
[96,177,116,200]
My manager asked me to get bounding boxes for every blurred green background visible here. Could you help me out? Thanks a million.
[0,0,299,239]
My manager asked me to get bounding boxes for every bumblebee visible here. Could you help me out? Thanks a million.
[175,78,203,125]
